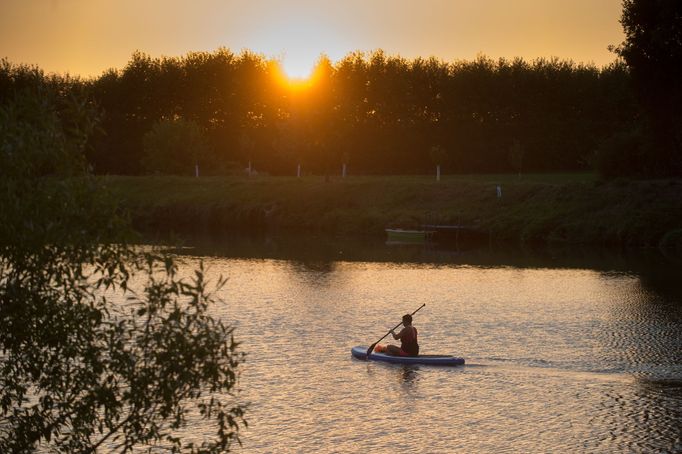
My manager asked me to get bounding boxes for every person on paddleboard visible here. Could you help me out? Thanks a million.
[384,313,419,357]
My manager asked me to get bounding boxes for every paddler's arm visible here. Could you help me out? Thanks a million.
[389,327,406,340]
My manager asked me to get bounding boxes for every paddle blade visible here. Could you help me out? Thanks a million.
[365,344,376,358]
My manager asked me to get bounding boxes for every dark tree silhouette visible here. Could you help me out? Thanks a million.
[614,0,682,176]
[2,49,639,177]
[1,72,245,453]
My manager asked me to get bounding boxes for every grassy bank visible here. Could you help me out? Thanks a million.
[103,174,682,249]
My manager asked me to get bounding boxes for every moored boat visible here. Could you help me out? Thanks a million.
[385,228,434,244]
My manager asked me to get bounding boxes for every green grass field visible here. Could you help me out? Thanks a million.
[103,173,682,249]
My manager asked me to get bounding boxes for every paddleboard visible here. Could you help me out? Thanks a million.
[351,346,465,366]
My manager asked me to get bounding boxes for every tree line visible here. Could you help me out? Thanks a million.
[2,0,681,178]
[0,51,636,177]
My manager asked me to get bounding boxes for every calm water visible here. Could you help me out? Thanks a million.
[161,234,682,453]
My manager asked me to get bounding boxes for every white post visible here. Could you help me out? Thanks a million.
[297,163,301,178]
[436,164,441,181]
[195,163,199,178]
[342,163,347,178]
[496,185,502,198]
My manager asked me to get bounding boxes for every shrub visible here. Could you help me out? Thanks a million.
[143,117,211,175]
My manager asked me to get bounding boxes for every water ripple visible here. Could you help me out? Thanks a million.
[151,256,682,453]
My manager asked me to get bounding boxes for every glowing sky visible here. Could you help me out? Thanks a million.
[0,0,624,79]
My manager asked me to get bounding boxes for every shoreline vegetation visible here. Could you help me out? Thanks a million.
[104,174,682,251]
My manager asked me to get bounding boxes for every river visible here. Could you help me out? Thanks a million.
[157,233,682,453]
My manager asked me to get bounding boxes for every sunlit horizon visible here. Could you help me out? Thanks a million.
[0,0,624,78]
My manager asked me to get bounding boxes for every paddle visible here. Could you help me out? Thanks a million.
[365,303,425,358]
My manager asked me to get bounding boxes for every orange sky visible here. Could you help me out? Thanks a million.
[0,0,625,79]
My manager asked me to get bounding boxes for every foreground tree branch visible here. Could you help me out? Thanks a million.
[0,78,245,452]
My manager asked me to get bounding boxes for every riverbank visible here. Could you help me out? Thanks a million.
[103,174,682,250]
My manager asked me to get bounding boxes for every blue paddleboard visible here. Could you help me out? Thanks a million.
[351,346,465,366]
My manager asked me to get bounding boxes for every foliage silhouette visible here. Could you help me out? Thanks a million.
[2,48,637,177]
[0,76,245,452]
[612,0,682,176]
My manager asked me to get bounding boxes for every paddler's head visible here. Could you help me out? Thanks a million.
[402,314,413,326]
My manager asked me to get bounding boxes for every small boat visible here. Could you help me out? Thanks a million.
[351,346,465,366]
[385,228,434,244]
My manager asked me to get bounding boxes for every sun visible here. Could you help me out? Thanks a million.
[272,54,320,91]
[251,17,345,87]
[281,55,315,82]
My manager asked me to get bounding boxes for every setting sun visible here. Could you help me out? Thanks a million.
[281,55,315,81]
[272,54,334,91]
[272,60,315,91]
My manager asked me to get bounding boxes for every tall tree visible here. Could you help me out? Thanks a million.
[614,0,682,175]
